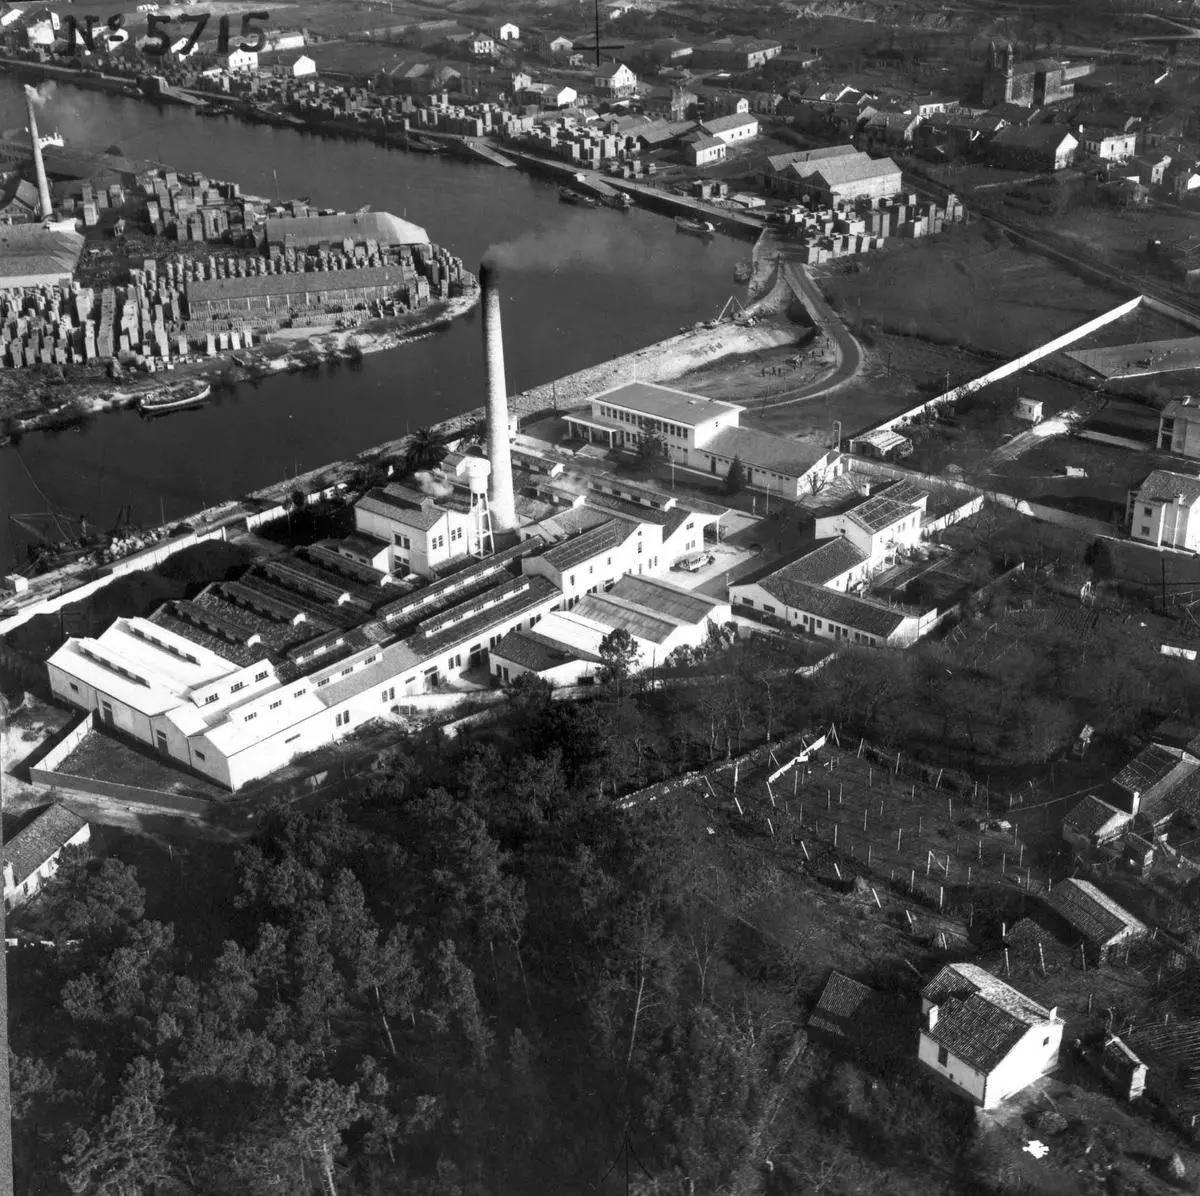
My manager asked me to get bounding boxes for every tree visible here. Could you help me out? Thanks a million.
[633,431,666,470]
[401,427,446,475]
[723,456,746,496]
[598,628,640,692]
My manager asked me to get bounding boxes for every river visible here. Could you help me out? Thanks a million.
[0,77,745,559]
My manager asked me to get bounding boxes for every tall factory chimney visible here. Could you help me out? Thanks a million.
[24,89,52,221]
[480,261,516,532]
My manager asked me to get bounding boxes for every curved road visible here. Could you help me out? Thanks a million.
[754,255,864,409]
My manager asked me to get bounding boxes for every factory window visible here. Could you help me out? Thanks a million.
[742,597,754,608]
[255,670,269,682]
[451,527,463,542]
[270,700,283,710]
[1140,525,1151,537]
[432,535,445,551]
[317,678,329,688]
[637,542,643,554]
[335,711,351,728]
[569,573,576,585]
[293,688,305,698]
[285,733,301,744]
[230,681,246,694]
[449,654,462,669]
[394,533,411,549]
[244,712,257,722]
[341,667,354,677]
[1144,506,1153,517]
[382,687,395,702]
[205,694,219,704]
[364,654,378,664]
[195,751,206,761]
[69,682,79,693]
[937,1047,948,1067]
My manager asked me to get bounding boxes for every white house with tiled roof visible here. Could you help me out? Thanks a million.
[918,963,1062,1107]
[699,112,759,145]
[1127,468,1200,551]
[1062,794,1133,854]
[815,491,925,566]
[594,61,637,98]
[3,803,89,910]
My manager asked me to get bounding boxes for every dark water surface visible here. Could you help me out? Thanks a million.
[0,77,745,551]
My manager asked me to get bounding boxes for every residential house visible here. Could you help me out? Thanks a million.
[260,51,316,78]
[988,124,1077,171]
[1047,878,1148,962]
[1080,126,1137,161]
[909,94,955,117]
[861,110,920,150]
[918,963,1062,1108]
[468,33,497,57]
[699,112,759,146]
[1062,794,1133,855]
[1157,397,1200,457]
[1165,160,1200,199]
[691,36,782,71]
[683,132,727,167]
[3,803,90,910]
[1127,468,1200,551]
[647,37,692,64]
[496,22,519,41]
[594,61,638,100]
[522,83,577,109]
[219,47,259,72]
[808,971,898,1057]
[549,35,573,55]
[1132,153,1171,186]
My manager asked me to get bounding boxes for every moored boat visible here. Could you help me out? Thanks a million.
[139,381,212,416]
[559,187,598,207]
[676,216,716,236]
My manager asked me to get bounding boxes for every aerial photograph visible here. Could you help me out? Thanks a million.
[4,0,1200,1191]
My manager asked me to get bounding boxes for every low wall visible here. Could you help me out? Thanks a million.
[871,296,1144,435]
[29,769,213,815]
[991,492,1116,536]
[1076,429,1150,452]
[25,711,95,774]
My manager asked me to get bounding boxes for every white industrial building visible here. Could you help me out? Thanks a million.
[563,381,844,497]
[918,963,1063,1108]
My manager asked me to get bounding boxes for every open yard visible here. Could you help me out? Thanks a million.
[820,221,1125,362]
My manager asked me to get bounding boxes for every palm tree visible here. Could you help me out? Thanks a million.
[401,427,446,474]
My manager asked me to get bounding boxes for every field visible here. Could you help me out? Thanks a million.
[820,221,1124,362]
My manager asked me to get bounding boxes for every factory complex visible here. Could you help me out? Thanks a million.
[42,262,992,791]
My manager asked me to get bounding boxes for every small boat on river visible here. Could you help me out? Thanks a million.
[139,381,211,416]
[676,216,716,237]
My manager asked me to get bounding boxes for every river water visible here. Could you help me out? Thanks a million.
[0,78,744,556]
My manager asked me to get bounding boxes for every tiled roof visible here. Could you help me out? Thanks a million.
[493,628,600,671]
[541,518,632,570]
[0,225,85,283]
[929,993,1030,1074]
[764,145,855,172]
[1048,878,1146,946]
[1114,743,1183,796]
[764,538,867,588]
[686,134,726,151]
[264,211,428,246]
[701,113,758,134]
[807,153,901,188]
[992,124,1077,150]
[188,264,409,304]
[1063,795,1130,838]
[808,970,876,1039]
[1135,469,1200,507]
[357,485,445,530]
[4,803,87,888]
[748,575,911,638]
[922,963,1050,1022]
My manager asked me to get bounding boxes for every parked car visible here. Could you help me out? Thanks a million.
[674,552,715,572]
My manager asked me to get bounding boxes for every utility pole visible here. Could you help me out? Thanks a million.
[594,0,601,67]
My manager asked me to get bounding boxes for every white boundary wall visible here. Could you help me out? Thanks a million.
[870,296,1143,435]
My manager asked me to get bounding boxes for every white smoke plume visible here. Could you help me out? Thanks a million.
[412,470,454,498]
[24,82,56,108]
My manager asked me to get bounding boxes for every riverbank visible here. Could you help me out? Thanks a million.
[0,290,479,439]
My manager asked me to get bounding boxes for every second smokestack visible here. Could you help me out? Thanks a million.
[480,261,516,532]
[24,90,52,221]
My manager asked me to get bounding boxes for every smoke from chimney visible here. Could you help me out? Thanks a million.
[480,261,517,532]
[412,470,453,499]
[24,86,53,220]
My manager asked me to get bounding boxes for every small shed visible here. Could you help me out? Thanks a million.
[1015,397,1043,424]
[1047,877,1148,962]
[1098,1034,1147,1101]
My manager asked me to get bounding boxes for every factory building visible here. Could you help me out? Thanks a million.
[759,145,902,205]
[563,381,844,497]
[263,211,429,253]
